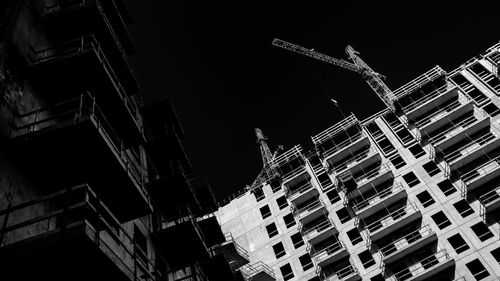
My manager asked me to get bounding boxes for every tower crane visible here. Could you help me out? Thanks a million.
[272,38,396,111]
[247,128,282,191]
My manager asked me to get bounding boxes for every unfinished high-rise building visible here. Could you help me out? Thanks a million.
[217,42,500,281]
[0,1,246,280]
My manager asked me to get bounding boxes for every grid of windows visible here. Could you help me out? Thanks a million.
[272,242,286,259]
[447,233,470,254]
[283,213,296,228]
[416,190,435,208]
[290,232,304,249]
[431,211,452,229]
[453,200,474,218]
[260,205,272,219]
[298,253,314,271]
[466,259,490,280]
[280,263,294,281]
[276,195,288,210]
[266,223,278,238]
[347,228,363,245]
[358,250,376,269]
[471,222,494,242]
[409,144,425,158]
[437,179,456,196]
[422,161,440,176]
[402,172,420,187]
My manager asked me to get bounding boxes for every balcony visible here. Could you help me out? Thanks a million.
[286,180,319,205]
[312,115,363,160]
[312,240,349,268]
[320,264,361,281]
[29,35,144,146]
[406,86,459,124]
[479,185,500,218]
[330,146,381,177]
[440,129,500,171]
[365,203,422,242]
[486,51,500,77]
[459,154,500,194]
[341,163,394,196]
[294,199,327,225]
[10,94,151,222]
[389,250,454,281]
[240,262,276,281]
[468,63,500,95]
[324,132,371,168]
[153,206,210,271]
[379,225,437,266]
[350,183,406,220]
[0,185,158,280]
[42,0,135,54]
[302,218,337,245]
[219,233,250,270]
[423,106,490,152]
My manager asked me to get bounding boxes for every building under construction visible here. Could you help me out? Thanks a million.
[217,41,500,281]
[0,1,248,280]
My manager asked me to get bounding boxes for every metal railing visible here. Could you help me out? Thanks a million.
[330,146,377,174]
[400,83,449,113]
[312,114,359,145]
[302,218,335,241]
[287,180,314,199]
[393,65,446,99]
[29,35,142,127]
[351,183,404,214]
[0,184,158,280]
[479,186,500,218]
[413,92,468,128]
[240,261,275,280]
[312,240,346,264]
[340,163,391,190]
[223,232,250,261]
[460,154,500,187]
[365,203,418,235]
[13,93,146,191]
[390,250,452,281]
[379,225,434,259]
[319,131,365,160]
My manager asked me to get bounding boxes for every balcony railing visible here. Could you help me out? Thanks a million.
[389,250,454,281]
[330,146,379,175]
[393,65,447,100]
[402,83,452,116]
[459,154,500,194]
[281,165,307,183]
[13,93,145,191]
[365,203,421,241]
[441,130,496,164]
[351,183,405,218]
[312,240,348,266]
[222,232,250,266]
[0,184,158,280]
[321,131,365,162]
[479,185,500,218]
[379,225,437,265]
[320,263,360,281]
[302,218,336,243]
[29,35,143,135]
[240,262,276,280]
[294,199,326,222]
[412,91,468,129]
[341,163,392,190]
[424,107,489,148]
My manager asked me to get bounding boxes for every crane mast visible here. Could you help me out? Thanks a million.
[248,128,282,191]
[272,38,395,110]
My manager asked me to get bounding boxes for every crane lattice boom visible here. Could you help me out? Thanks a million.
[272,38,395,110]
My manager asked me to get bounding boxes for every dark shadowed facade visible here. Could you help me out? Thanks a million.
[0,1,244,280]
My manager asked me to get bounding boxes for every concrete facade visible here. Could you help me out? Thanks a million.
[217,42,500,281]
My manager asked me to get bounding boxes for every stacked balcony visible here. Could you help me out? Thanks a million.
[339,162,394,196]
[219,233,250,271]
[421,103,490,152]
[240,262,276,281]
[457,151,500,195]
[285,176,318,205]
[153,206,210,271]
[318,263,361,281]
[364,203,422,243]
[41,0,135,54]
[388,250,454,281]
[10,93,151,221]
[468,62,500,94]
[479,185,500,219]
[310,238,349,269]
[312,114,364,163]
[29,35,145,146]
[349,182,406,220]
[301,217,337,246]
[329,145,381,178]
[275,145,308,185]
[307,152,335,190]
[378,225,437,266]
[293,197,327,225]
[0,184,158,280]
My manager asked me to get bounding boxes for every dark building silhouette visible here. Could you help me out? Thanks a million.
[0,1,246,280]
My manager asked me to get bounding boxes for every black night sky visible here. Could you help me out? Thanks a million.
[128,1,499,200]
